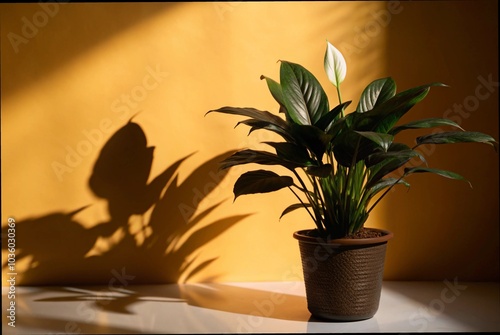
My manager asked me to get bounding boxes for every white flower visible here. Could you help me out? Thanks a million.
[324,40,347,87]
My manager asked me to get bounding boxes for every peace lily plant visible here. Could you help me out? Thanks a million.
[208,41,497,240]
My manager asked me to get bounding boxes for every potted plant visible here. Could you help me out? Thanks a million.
[207,41,497,321]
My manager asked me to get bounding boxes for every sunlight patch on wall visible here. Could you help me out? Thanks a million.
[84,228,126,258]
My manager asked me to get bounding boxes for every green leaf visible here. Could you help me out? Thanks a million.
[315,101,352,131]
[367,177,410,197]
[404,167,471,187]
[328,114,353,138]
[416,131,497,148]
[233,170,294,200]
[264,141,313,166]
[236,119,294,142]
[207,106,289,131]
[354,82,447,133]
[355,131,394,152]
[291,124,332,160]
[260,75,285,107]
[219,149,301,171]
[332,130,362,167]
[306,164,333,178]
[390,118,464,135]
[333,130,384,167]
[324,40,346,87]
[280,203,311,220]
[366,146,421,189]
[280,61,329,125]
[207,106,295,142]
[357,77,396,113]
[365,143,425,168]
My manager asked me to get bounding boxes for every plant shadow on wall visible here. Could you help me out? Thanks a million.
[2,119,250,285]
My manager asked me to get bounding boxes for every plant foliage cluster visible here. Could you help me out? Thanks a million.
[208,41,497,239]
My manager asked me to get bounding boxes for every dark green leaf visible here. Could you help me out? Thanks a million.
[233,170,294,200]
[404,167,471,187]
[261,75,285,107]
[280,203,311,220]
[357,77,397,113]
[354,82,447,133]
[315,101,352,131]
[390,118,464,135]
[219,149,300,170]
[367,177,410,197]
[306,164,333,178]
[236,119,294,142]
[207,106,289,132]
[332,130,361,167]
[365,143,424,167]
[280,61,329,125]
[333,130,381,167]
[291,124,332,160]
[416,131,497,148]
[355,131,394,152]
[326,114,350,140]
[366,148,420,188]
[264,141,313,166]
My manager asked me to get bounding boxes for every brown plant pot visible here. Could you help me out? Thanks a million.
[293,228,393,321]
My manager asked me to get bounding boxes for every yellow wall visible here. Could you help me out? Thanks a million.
[1,1,498,285]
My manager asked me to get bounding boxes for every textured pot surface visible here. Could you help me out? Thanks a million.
[294,228,393,321]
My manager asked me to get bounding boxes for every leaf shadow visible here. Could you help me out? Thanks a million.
[2,119,248,287]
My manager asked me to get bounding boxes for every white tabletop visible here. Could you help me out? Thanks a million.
[2,281,499,333]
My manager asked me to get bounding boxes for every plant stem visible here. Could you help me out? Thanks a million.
[292,169,325,234]
[288,185,317,226]
[312,175,333,232]
[342,137,361,226]
[336,85,344,117]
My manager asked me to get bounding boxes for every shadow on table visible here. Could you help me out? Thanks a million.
[181,283,382,331]
[30,283,384,326]
[26,284,386,332]
[3,314,147,335]
[179,283,311,322]
[23,282,500,332]
[33,284,310,322]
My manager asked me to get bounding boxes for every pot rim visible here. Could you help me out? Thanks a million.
[293,227,393,246]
